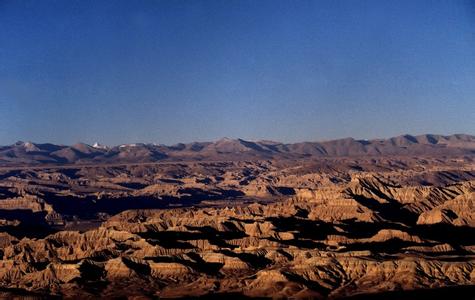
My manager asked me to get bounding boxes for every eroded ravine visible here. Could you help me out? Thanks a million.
[0,157,474,298]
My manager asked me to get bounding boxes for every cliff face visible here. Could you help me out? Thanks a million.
[0,155,474,298]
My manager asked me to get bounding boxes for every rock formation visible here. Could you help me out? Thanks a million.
[0,137,474,298]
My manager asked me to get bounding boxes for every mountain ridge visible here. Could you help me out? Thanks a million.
[1,133,474,166]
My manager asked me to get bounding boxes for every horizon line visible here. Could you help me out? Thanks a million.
[6,132,474,148]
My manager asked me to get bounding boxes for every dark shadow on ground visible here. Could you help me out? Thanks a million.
[337,284,475,300]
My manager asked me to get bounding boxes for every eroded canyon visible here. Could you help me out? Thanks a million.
[0,135,474,298]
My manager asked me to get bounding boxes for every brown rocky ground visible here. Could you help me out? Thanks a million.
[0,155,474,298]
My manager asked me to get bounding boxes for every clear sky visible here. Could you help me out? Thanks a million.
[0,0,474,145]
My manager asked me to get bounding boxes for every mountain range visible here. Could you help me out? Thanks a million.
[1,134,474,166]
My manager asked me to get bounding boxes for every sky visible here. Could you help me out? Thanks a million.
[0,0,474,145]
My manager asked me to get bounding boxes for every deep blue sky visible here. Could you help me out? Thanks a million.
[1,0,474,145]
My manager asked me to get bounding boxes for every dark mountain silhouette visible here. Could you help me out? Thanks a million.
[0,134,474,166]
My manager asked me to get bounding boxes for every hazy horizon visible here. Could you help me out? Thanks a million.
[4,132,474,148]
[1,0,474,145]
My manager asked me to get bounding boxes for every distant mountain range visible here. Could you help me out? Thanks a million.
[1,134,474,166]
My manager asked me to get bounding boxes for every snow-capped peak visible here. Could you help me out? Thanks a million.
[18,141,40,152]
[92,142,108,150]
[119,143,139,148]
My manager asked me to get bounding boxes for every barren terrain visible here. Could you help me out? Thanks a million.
[0,134,474,298]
